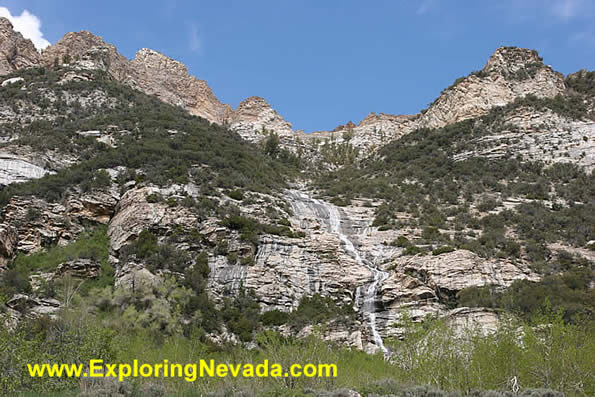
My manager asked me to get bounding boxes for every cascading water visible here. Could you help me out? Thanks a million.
[288,190,389,353]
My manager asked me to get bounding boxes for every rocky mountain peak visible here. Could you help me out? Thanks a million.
[235,96,275,117]
[41,30,112,61]
[229,96,294,141]
[417,46,566,129]
[482,46,546,76]
[40,30,129,79]
[0,17,40,75]
[332,120,356,132]
[129,47,232,124]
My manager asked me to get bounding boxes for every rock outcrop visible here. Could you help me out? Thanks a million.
[0,224,17,269]
[5,293,60,319]
[229,96,294,142]
[0,146,79,188]
[0,196,83,255]
[67,189,119,224]
[452,107,595,170]
[107,185,203,290]
[303,112,419,156]
[387,249,538,295]
[0,149,53,186]
[53,259,101,280]
[1,76,23,86]
[108,186,200,252]
[0,17,40,75]
[40,30,129,79]
[0,188,119,265]
[445,307,500,335]
[209,232,373,310]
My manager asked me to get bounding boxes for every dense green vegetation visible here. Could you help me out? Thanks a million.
[286,294,355,331]
[1,308,591,396]
[565,69,595,97]
[492,93,592,121]
[0,67,299,207]
[315,99,594,272]
[220,214,305,245]
[119,229,192,273]
[457,263,594,322]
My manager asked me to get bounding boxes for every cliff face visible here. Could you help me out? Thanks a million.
[0,18,40,75]
[129,48,233,124]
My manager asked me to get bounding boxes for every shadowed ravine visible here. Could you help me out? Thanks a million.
[287,190,389,353]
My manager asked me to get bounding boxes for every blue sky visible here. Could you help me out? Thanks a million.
[1,1,593,132]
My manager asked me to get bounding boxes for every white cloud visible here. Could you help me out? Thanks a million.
[0,7,50,50]
[188,24,201,53]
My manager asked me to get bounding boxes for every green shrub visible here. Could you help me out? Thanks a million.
[146,193,163,203]
[166,197,178,207]
[145,244,191,272]
[221,215,259,232]
[221,289,261,342]
[228,189,245,201]
[25,207,41,222]
[477,197,500,212]
[0,269,32,297]
[422,226,441,241]
[432,246,455,256]
[372,203,393,227]
[457,267,594,321]
[91,169,112,189]
[403,245,422,256]
[132,229,158,259]
[391,236,411,247]
[288,294,354,331]
[261,309,290,326]
[565,69,595,97]
[120,229,191,272]
[264,131,280,158]
[221,215,304,243]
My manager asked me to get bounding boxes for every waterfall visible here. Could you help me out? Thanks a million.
[287,190,389,353]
